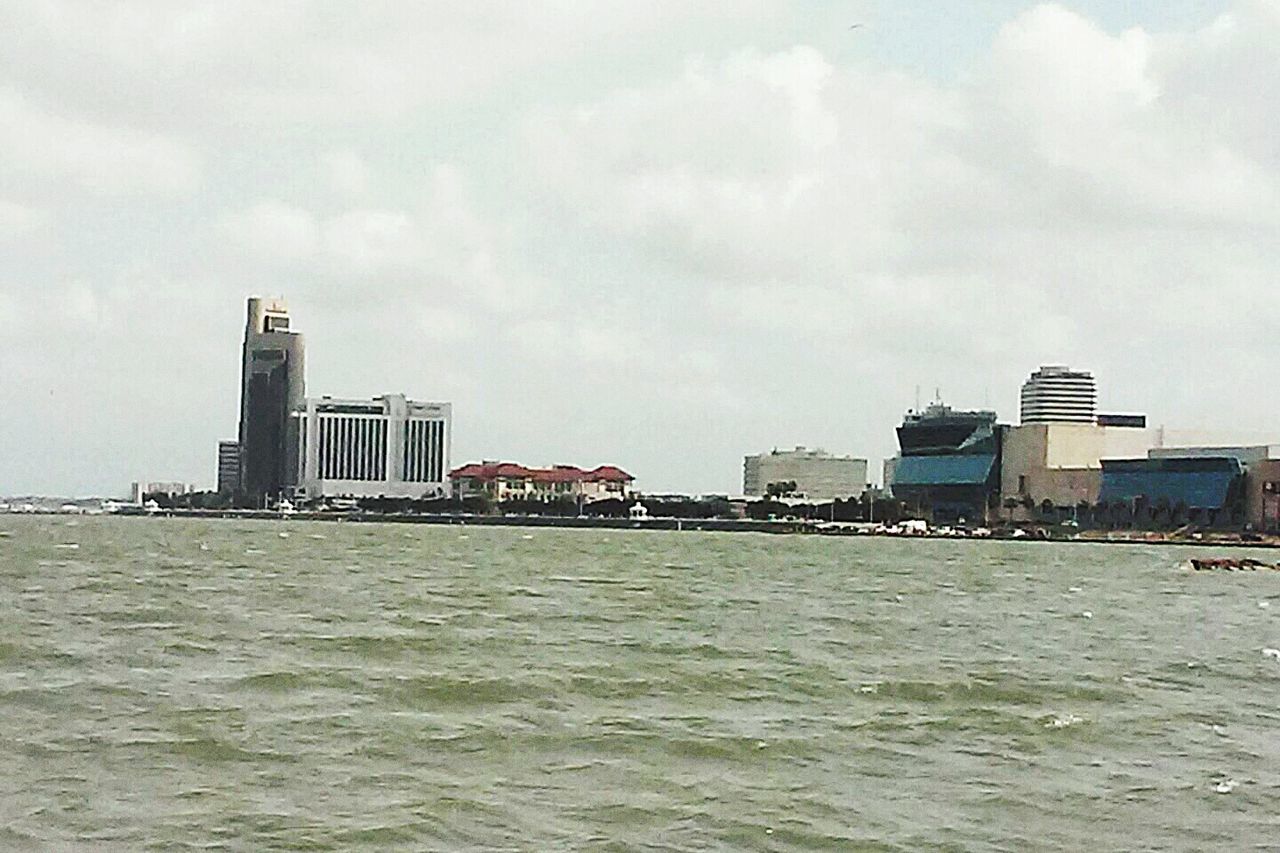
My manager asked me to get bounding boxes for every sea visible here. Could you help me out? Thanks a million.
[1,516,1279,851]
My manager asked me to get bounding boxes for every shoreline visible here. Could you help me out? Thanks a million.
[16,507,1280,549]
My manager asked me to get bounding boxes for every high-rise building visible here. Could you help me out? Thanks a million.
[742,447,868,500]
[293,394,451,499]
[238,297,306,503]
[216,440,240,494]
[1019,365,1096,424]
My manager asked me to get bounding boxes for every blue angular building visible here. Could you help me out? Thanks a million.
[886,402,1005,524]
[1098,456,1244,527]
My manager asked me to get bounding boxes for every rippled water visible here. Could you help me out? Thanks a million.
[2,516,1279,850]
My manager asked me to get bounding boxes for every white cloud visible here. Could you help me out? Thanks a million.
[218,201,319,263]
[0,87,200,195]
[0,200,49,239]
[320,150,370,197]
[5,1,1280,495]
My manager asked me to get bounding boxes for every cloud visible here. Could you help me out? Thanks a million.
[0,200,49,239]
[4,1,1280,495]
[320,150,370,197]
[0,87,200,195]
[218,201,319,263]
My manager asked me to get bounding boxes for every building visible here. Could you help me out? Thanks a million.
[1245,460,1280,532]
[133,481,195,498]
[238,297,306,504]
[293,394,451,500]
[1020,365,1097,424]
[742,447,868,500]
[451,462,634,503]
[999,421,1153,515]
[884,402,1005,523]
[1098,456,1245,526]
[216,441,240,494]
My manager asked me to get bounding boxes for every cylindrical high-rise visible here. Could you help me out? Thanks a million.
[1019,365,1096,424]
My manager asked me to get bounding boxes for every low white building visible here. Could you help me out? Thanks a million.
[743,447,868,500]
[293,394,451,500]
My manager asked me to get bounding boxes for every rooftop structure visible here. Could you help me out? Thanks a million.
[897,402,999,456]
[1020,365,1096,425]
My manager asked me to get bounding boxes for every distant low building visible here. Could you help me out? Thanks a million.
[451,462,634,503]
[293,394,452,500]
[742,447,868,500]
[136,481,195,497]
[216,441,241,494]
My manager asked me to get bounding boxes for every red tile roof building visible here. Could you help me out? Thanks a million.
[450,462,634,503]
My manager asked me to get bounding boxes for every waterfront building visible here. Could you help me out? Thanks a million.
[1245,460,1280,532]
[216,441,240,494]
[884,402,1004,523]
[134,481,195,497]
[1098,456,1245,527]
[1020,365,1097,424]
[450,462,634,503]
[238,297,306,503]
[293,395,451,500]
[999,421,1153,515]
[742,447,868,500]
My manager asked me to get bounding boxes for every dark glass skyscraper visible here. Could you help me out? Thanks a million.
[238,297,305,504]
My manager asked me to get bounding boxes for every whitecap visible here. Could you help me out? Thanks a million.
[1068,586,1083,593]
[1081,611,1093,619]
[1260,601,1271,609]
[1044,713,1083,729]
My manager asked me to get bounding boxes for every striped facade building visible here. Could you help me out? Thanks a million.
[293,394,451,499]
[1019,365,1097,425]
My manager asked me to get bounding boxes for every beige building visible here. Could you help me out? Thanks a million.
[743,447,868,500]
[1001,423,1156,513]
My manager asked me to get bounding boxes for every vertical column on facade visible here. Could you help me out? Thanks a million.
[379,419,387,480]
[410,420,420,482]
[359,418,368,481]
[429,421,437,483]
[314,417,325,481]
[342,417,351,480]
[420,421,428,482]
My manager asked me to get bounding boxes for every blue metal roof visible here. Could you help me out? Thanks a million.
[892,454,995,487]
[1099,457,1242,509]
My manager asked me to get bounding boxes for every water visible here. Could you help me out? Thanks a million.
[2,516,1279,850]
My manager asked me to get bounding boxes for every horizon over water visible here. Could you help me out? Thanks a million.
[2,517,1279,849]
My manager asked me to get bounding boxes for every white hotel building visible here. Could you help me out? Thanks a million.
[292,394,451,499]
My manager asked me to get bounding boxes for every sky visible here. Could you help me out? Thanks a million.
[3,0,1277,497]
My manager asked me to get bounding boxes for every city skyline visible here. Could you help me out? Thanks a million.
[5,0,1278,497]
